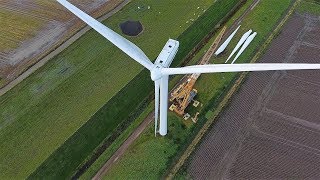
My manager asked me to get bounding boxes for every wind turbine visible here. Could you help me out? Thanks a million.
[57,0,320,136]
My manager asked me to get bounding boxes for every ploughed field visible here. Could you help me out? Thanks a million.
[186,13,320,179]
[0,0,124,84]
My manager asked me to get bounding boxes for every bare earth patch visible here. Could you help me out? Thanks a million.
[186,13,320,179]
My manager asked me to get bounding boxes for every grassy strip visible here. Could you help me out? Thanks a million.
[297,0,320,15]
[28,0,238,179]
[104,0,292,179]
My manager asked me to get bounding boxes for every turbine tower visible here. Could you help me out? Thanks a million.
[57,0,320,136]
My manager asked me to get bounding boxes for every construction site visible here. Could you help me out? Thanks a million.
[169,27,226,123]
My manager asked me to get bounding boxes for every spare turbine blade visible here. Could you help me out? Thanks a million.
[231,32,257,64]
[215,25,241,56]
[225,29,252,63]
[57,0,154,70]
[154,80,160,136]
[162,63,320,75]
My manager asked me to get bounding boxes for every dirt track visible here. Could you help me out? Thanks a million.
[186,13,320,179]
[92,112,154,180]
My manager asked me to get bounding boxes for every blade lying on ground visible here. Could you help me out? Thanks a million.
[226,29,252,63]
[231,32,257,64]
[57,0,154,70]
[154,80,160,136]
[162,63,320,75]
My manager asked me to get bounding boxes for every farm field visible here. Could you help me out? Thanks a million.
[0,0,124,85]
[97,0,293,179]
[185,1,320,179]
[0,0,215,178]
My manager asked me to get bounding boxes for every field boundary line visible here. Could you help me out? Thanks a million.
[0,0,131,97]
[165,0,301,179]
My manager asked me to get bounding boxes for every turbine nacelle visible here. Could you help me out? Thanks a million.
[150,65,163,81]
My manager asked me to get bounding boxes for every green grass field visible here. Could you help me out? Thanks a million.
[0,0,215,178]
[102,0,292,178]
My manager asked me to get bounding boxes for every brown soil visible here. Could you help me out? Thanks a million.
[0,0,125,87]
[186,13,320,179]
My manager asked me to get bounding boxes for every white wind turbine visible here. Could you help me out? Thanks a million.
[58,0,320,136]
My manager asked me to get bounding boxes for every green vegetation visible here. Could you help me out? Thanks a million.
[102,0,292,179]
[297,0,320,15]
[0,0,215,178]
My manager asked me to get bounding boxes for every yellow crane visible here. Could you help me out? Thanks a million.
[170,26,227,117]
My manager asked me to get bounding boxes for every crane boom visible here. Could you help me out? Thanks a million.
[170,27,227,116]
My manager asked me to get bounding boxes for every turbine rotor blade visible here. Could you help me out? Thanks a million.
[154,80,160,136]
[57,0,154,70]
[159,76,169,136]
[162,63,320,75]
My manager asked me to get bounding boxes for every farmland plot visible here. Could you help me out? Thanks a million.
[0,0,124,84]
[186,7,320,180]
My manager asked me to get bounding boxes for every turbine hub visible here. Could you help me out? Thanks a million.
[151,66,163,81]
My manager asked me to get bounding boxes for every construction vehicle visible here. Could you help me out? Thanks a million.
[170,26,227,117]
